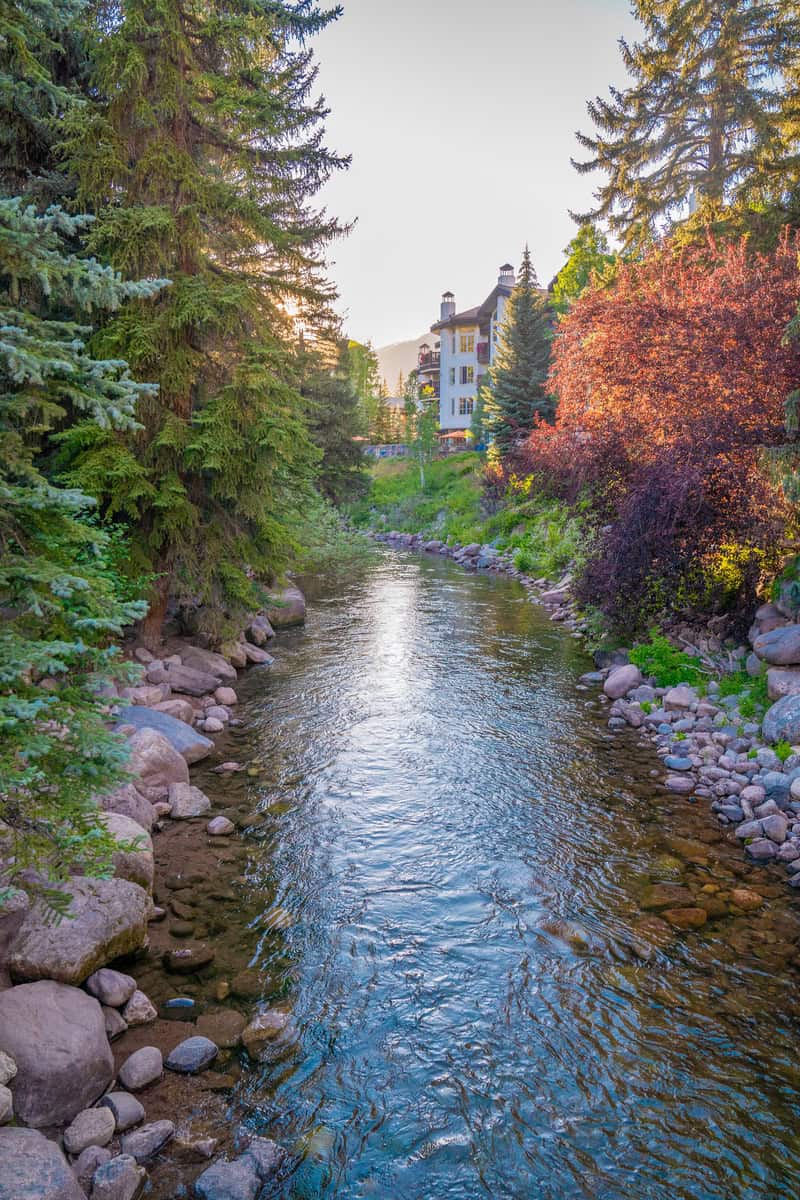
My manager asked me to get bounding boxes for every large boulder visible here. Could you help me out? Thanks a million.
[126,727,190,792]
[0,982,113,1127]
[99,782,156,833]
[603,664,642,700]
[8,877,149,986]
[99,811,154,892]
[147,661,222,698]
[763,694,800,745]
[178,645,238,683]
[767,668,800,702]
[0,1127,85,1200]
[117,706,212,764]
[154,697,197,725]
[753,625,800,666]
[263,585,306,630]
[247,615,275,645]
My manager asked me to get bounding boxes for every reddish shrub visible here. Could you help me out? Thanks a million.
[514,232,800,628]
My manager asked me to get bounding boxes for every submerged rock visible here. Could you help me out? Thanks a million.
[0,1127,85,1200]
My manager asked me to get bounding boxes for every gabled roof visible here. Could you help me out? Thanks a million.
[431,304,481,333]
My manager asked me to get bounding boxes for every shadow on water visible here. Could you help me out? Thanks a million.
[149,551,800,1199]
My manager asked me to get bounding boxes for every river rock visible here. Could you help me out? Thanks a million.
[0,981,113,1127]
[90,1154,146,1200]
[664,755,693,771]
[100,811,154,892]
[196,1009,246,1049]
[207,816,235,837]
[148,662,222,698]
[117,705,212,764]
[72,1145,111,1192]
[154,697,197,725]
[767,668,800,702]
[163,944,215,974]
[127,727,190,792]
[264,585,306,630]
[120,1119,174,1162]
[121,683,170,707]
[241,1009,291,1058]
[0,1085,12,1124]
[85,967,137,1008]
[762,813,788,843]
[195,1158,259,1200]
[665,774,695,794]
[662,907,707,930]
[241,643,273,666]
[103,1006,128,1040]
[179,645,238,683]
[745,838,778,860]
[0,1050,16,1086]
[242,1137,286,1181]
[169,782,212,819]
[8,877,149,985]
[215,687,238,706]
[603,664,642,700]
[754,625,800,665]
[664,685,696,710]
[249,614,276,644]
[735,819,763,840]
[0,1127,85,1200]
[640,883,694,912]
[763,695,800,746]
[165,1036,218,1074]
[121,988,157,1025]
[731,888,765,911]
[118,1046,162,1091]
[63,1104,116,1154]
[100,1092,145,1132]
[203,717,225,733]
[205,705,230,722]
[99,782,156,833]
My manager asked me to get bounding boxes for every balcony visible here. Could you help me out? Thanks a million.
[477,342,490,365]
[418,350,441,372]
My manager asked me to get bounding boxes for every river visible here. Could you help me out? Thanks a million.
[150,551,800,1199]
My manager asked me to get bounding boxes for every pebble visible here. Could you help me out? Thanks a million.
[100,1091,145,1132]
[207,816,236,836]
[118,1046,163,1091]
[163,944,216,973]
[665,774,695,794]
[121,1119,175,1162]
[85,968,137,1009]
[63,1104,116,1154]
[165,1036,219,1075]
[121,989,157,1026]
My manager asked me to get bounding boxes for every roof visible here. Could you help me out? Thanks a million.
[431,304,481,333]
[431,281,519,333]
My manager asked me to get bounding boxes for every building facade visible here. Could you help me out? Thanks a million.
[416,264,516,434]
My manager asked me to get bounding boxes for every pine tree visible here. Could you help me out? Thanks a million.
[0,197,163,903]
[550,224,617,314]
[61,0,347,647]
[485,248,554,452]
[573,1,800,248]
[303,338,369,504]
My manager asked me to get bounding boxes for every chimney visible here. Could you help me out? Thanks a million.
[498,263,515,289]
[440,291,456,321]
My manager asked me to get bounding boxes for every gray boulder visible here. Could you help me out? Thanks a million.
[194,1157,260,1200]
[147,661,221,697]
[85,967,136,1008]
[241,643,273,666]
[165,1035,218,1074]
[127,727,189,792]
[8,877,149,985]
[99,811,154,892]
[178,645,238,683]
[763,694,800,745]
[0,982,113,1127]
[90,1154,146,1200]
[169,782,212,820]
[0,1127,85,1200]
[117,705,212,764]
[603,664,642,700]
[63,1104,115,1154]
[117,1046,162,1091]
[263,585,306,630]
[120,1119,175,1162]
[754,625,800,665]
[768,668,800,702]
[99,782,156,833]
[100,1091,145,1132]
[154,697,197,724]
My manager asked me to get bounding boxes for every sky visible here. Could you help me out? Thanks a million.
[312,0,639,348]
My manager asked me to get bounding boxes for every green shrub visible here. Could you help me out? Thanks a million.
[629,633,706,688]
[775,740,793,762]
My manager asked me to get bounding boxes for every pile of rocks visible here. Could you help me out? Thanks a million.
[0,584,307,1198]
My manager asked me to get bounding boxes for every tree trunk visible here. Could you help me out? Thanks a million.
[140,567,171,653]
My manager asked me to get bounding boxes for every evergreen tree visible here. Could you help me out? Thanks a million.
[485,248,554,452]
[303,338,369,504]
[61,0,347,647]
[346,339,382,433]
[0,197,163,903]
[573,1,800,248]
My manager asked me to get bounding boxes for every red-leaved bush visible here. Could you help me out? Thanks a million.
[512,232,800,630]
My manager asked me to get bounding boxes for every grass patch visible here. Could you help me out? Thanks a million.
[629,633,707,688]
[348,453,486,544]
[775,740,793,762]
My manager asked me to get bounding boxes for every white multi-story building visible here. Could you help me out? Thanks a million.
[416,264,516,435]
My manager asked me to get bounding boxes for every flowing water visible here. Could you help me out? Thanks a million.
[152,552,800,1199]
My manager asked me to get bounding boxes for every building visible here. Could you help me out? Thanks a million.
[416,264,517,438]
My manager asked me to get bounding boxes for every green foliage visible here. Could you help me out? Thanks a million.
[404,373,439,489]
[292,493,376,575]
[485,247,555,451]
[0,192,159,902]
[550,224,617,314]
[349,453,487,544]
[641,700,653,714]
[302,339,369,506]
[775,739,793,762]
[629,633,707,687]
[501,496,586,579]
[573,1,800,249]
[61,0,346,646]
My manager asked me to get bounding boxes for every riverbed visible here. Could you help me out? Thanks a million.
[141,551,800,1199]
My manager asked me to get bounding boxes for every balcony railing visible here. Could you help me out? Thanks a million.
[477,342,490,365]
[418,350,441,371]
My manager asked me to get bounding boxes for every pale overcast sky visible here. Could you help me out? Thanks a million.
[313,0,638,348]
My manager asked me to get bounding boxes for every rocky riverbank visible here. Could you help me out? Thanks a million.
[372,529,800,905]
[0,584,307,1200]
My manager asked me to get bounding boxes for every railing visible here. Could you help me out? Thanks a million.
[477,342,490,365]
[418,351,441,370]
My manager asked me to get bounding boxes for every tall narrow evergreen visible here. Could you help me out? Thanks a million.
[485,248,554,452]
[302,338,368,505]
[62,0,348,646]
[573,1,800,247]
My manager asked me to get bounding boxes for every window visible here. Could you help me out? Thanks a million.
[460,333,475,354]
[460,365,474,385]
[449,367,456,385]
[459,397,474,416]
[451,398,455,416]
